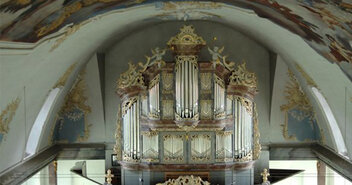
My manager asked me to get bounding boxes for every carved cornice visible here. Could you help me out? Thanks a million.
[0,98,20,134]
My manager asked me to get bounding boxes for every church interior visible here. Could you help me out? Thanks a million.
[0,0,351,185]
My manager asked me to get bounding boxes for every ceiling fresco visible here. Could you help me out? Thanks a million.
[0,0,351,78]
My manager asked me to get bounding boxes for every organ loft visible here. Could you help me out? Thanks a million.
[114,25,261,185]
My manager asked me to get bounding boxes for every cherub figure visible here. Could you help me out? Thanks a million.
[208,46,225,64]
[208,46,235,71]
[139,47,166,72]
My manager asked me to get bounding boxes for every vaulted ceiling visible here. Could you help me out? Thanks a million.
[1,0,351,81]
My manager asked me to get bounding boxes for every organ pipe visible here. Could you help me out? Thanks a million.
[175,56,199,120]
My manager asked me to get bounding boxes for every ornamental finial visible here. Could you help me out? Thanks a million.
[105,169,114,185]
[261,168,270,183]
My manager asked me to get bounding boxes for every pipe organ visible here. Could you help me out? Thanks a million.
[115,25,261,184]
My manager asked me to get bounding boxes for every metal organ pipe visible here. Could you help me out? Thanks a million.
[175,56,199,120]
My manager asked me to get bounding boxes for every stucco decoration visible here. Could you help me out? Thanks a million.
[51,70,91,143]
[0,98,20,144]
[280,70,322,142]
[155,1,222,20]
[53,62,77,88]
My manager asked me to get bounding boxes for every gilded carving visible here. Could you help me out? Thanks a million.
[234,96,253,115]
[162,72,173,94]
[156,175,210,185]
[162,100,174,119]
[229,62,257,89]
[200,100,212,120]
[53,63,77,88]
[121,96,138,116]
[214,74,225,88]
[253,103,261,160]
[139,48,166,73]
[0,98,20,134]
[200,73,212,93]
[141,131,158,137]
[167,25,206,46]
[235,152,252,162]
[148,74,160,90]
[123,151,140,163]
[216,130,232,136]
[117,63,145,90]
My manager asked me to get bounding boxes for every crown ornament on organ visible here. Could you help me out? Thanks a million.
[167,25,206,55]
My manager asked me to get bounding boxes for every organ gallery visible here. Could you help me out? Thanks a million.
[114,25,261,185]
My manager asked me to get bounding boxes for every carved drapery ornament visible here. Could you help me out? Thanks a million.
[0,98,20,134]
[156,175,210,185]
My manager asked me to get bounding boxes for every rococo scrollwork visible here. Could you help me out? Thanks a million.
[114,25,261,169]
[156,175,210,185]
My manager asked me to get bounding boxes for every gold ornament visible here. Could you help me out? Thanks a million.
[167,25,206,46]
[229,62,257,89]
[0,98,20,134]
[253,103,261,160]
[117,62,145,90]
[156,175,210,185]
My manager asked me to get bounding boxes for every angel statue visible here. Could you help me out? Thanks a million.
[139,47,166,72]
[208,46,225,64]
[208,46,235,71]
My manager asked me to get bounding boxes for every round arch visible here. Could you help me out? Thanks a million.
[20,3,350,159]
